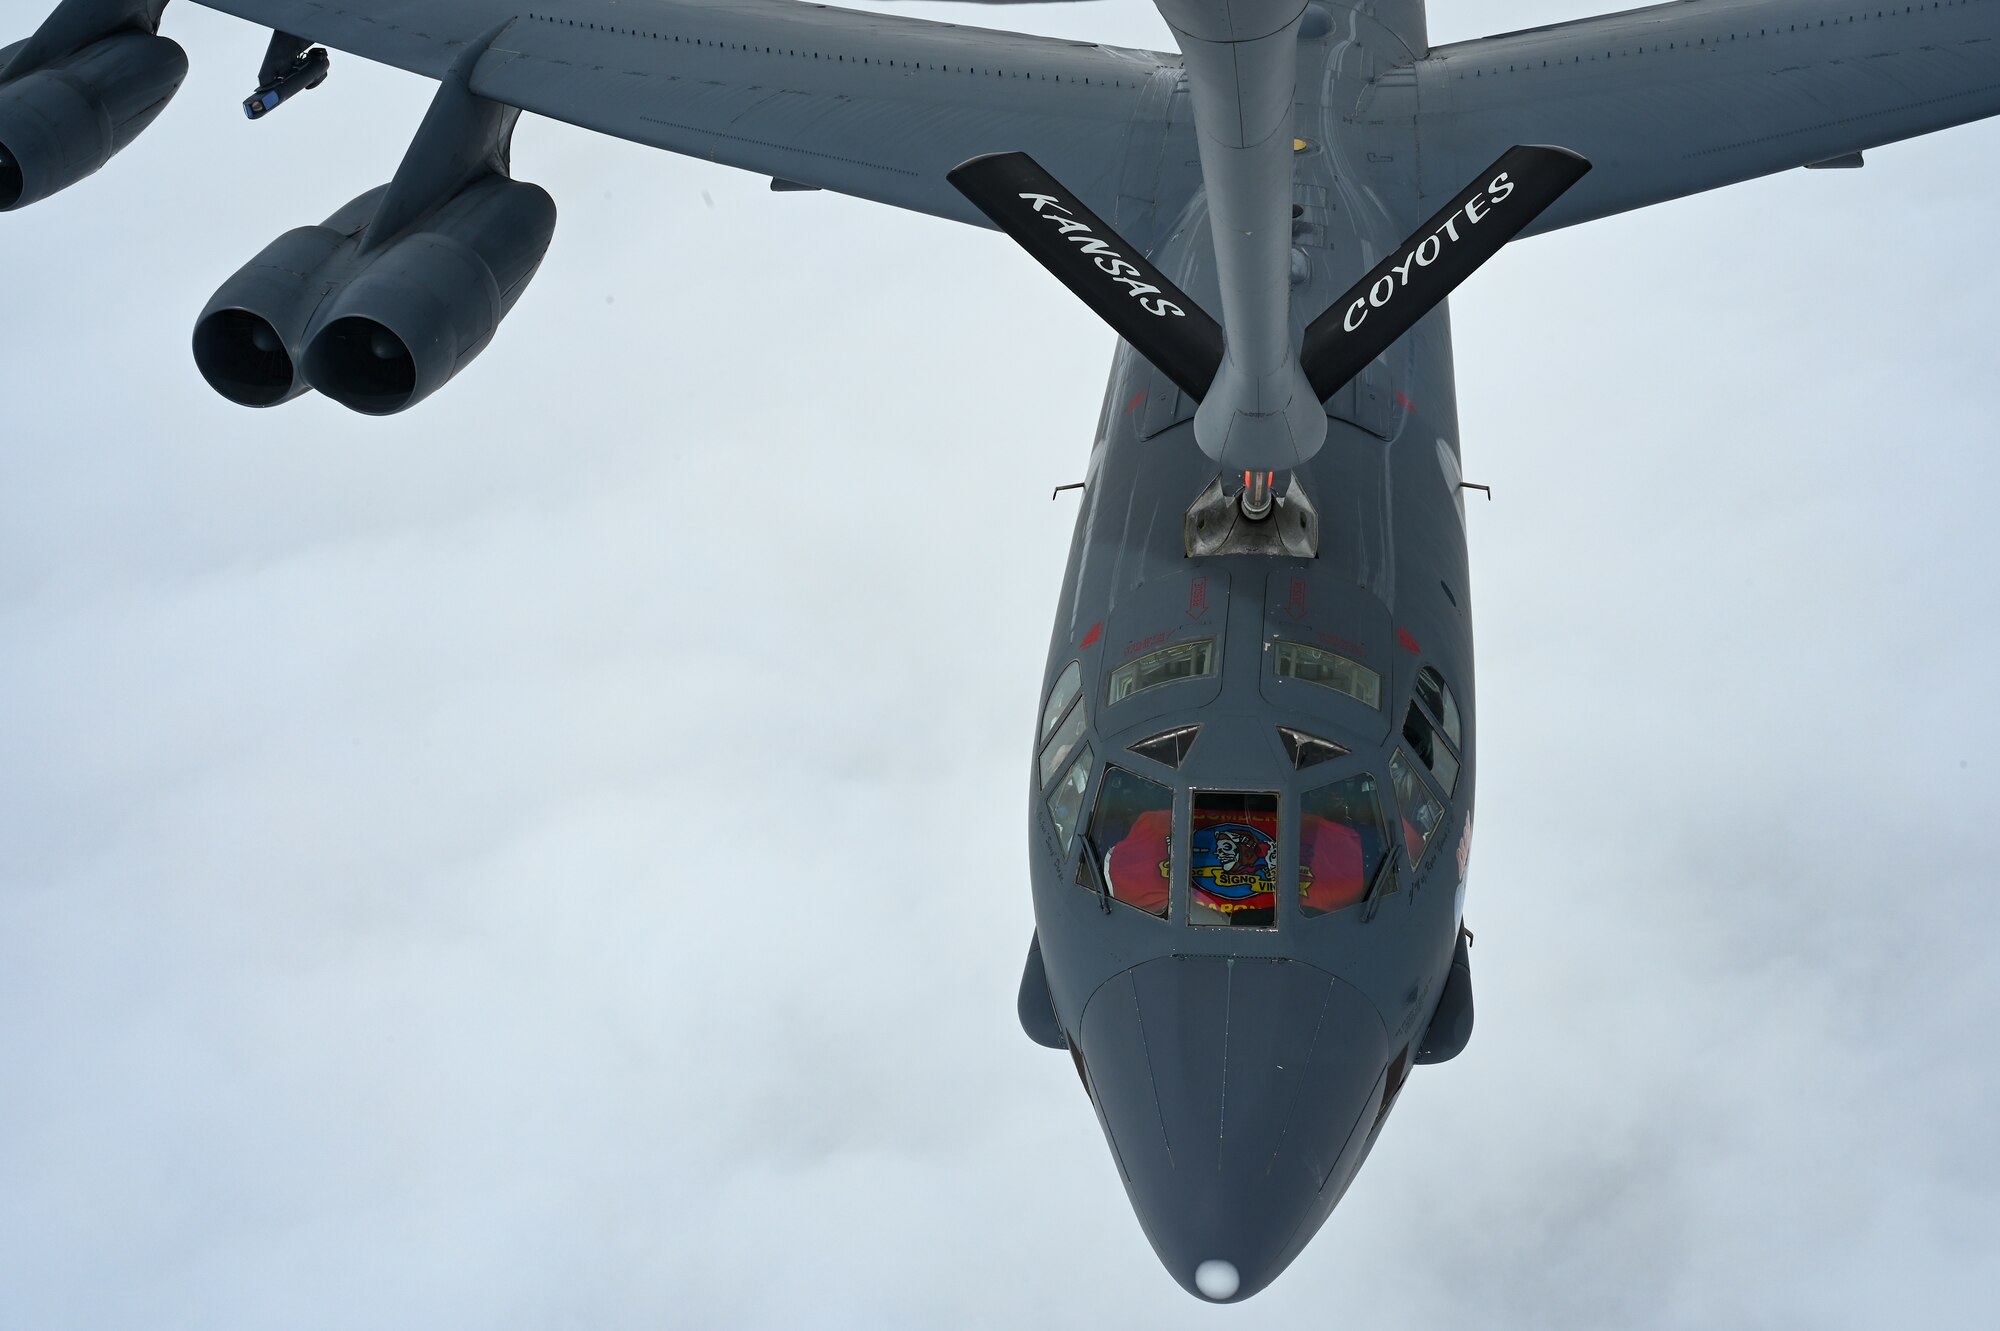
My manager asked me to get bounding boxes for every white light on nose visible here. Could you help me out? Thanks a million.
[1194,1260,1240,1300]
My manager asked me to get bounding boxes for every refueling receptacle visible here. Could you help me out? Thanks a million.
[1184,470,1318,558]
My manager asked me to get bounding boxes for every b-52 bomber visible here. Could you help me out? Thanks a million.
[6,0,1995,1303]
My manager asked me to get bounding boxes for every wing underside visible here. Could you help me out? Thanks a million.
[193,0,1186,236]
[1393,0,2000,232]
[188,1,2000,242]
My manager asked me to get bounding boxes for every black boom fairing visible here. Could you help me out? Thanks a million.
[949,151,1225,402]
[951,146,1590,416]
[1301,145,1591,402]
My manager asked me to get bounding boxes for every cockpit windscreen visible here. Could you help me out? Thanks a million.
[1188,790,1278,927]
[1084,766,1172,918]
[1299,773,1391,917]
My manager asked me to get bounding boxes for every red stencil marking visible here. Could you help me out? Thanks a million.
[1397,628,1422,655]
[1395,391,1418,414]
[1123,391,1147,414]
[1080,621,1103,648]
[1285,576,1308,622]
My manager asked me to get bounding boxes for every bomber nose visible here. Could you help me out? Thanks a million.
[1078,956,1390,1302]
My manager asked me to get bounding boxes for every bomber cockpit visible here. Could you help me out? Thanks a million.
[1033,634,1467,935]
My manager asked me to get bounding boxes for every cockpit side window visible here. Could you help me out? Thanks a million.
[1300,773,1391,918]
[1188,790,1279,928]
[1038,694,1089,788]
[1414,666,1462,749]
[1041,661,1082,742]
[1079,766,1172,918]
[1047,746,1094,849]
[1404,666,1462,796]
[1388,750,1445,861]
[1402,703,1460,797]
[1273,641,1381,709]
[1108,639,1214,704]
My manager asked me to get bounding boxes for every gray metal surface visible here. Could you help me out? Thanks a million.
[1077,955,1388,1301]
[181,0,2000,242]
[1157,0,1327,470]
[1408,0,2000,232]
[1182,473,1320,555]
[194,0,1193,240]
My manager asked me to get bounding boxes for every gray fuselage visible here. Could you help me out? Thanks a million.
[1023,7,1476,1303]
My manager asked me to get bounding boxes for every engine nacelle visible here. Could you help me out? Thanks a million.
[193,177,556,414]
[0,31,186,211]
[192,189,385,408]
[301,177,557,415]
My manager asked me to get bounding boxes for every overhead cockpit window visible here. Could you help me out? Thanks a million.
[1278,726,1348,770]
[1079,766,1172,918]
[1108,639,1214,704]
[1273,641,1381,709]
[1299,774,1391,917]
[1389,749,1445,862]
[1038,694,1089,788]
[1414,666,1462,748]
[1042,661,1083,742]
[1128,724,1200,769]
[1188,790,1279,928]
[1402,703,1460,797]
[1047,746,1094,849]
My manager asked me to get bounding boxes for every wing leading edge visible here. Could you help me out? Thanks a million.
[193,0,1186,237]
[1398,0,2000,233]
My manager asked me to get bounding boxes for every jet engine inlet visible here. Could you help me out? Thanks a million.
[194,175,555,415]
[0,143,21,209]
[0,32,186,212]
[191,308,298,407]
[306,316,420,415]
[192,211,373,409]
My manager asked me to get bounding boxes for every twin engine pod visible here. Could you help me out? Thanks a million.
[192,175,557,415]
[0,30,187,211]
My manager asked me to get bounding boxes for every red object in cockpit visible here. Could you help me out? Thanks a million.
[1299,816,1367,913]
[1105,808,1172,916]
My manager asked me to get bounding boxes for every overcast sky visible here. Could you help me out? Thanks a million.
[4,2,1997,1327]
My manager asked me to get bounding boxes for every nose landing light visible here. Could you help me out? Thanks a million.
[1194,1260,1241,1301]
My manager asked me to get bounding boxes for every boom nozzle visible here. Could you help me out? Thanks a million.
[1239,470,1274,521]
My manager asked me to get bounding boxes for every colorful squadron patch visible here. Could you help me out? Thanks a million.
[1189,820,1276,913]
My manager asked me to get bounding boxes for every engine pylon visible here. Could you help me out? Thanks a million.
[1151,0,1325,473]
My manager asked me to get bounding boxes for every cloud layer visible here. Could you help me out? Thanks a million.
[3,3,1996,1327]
